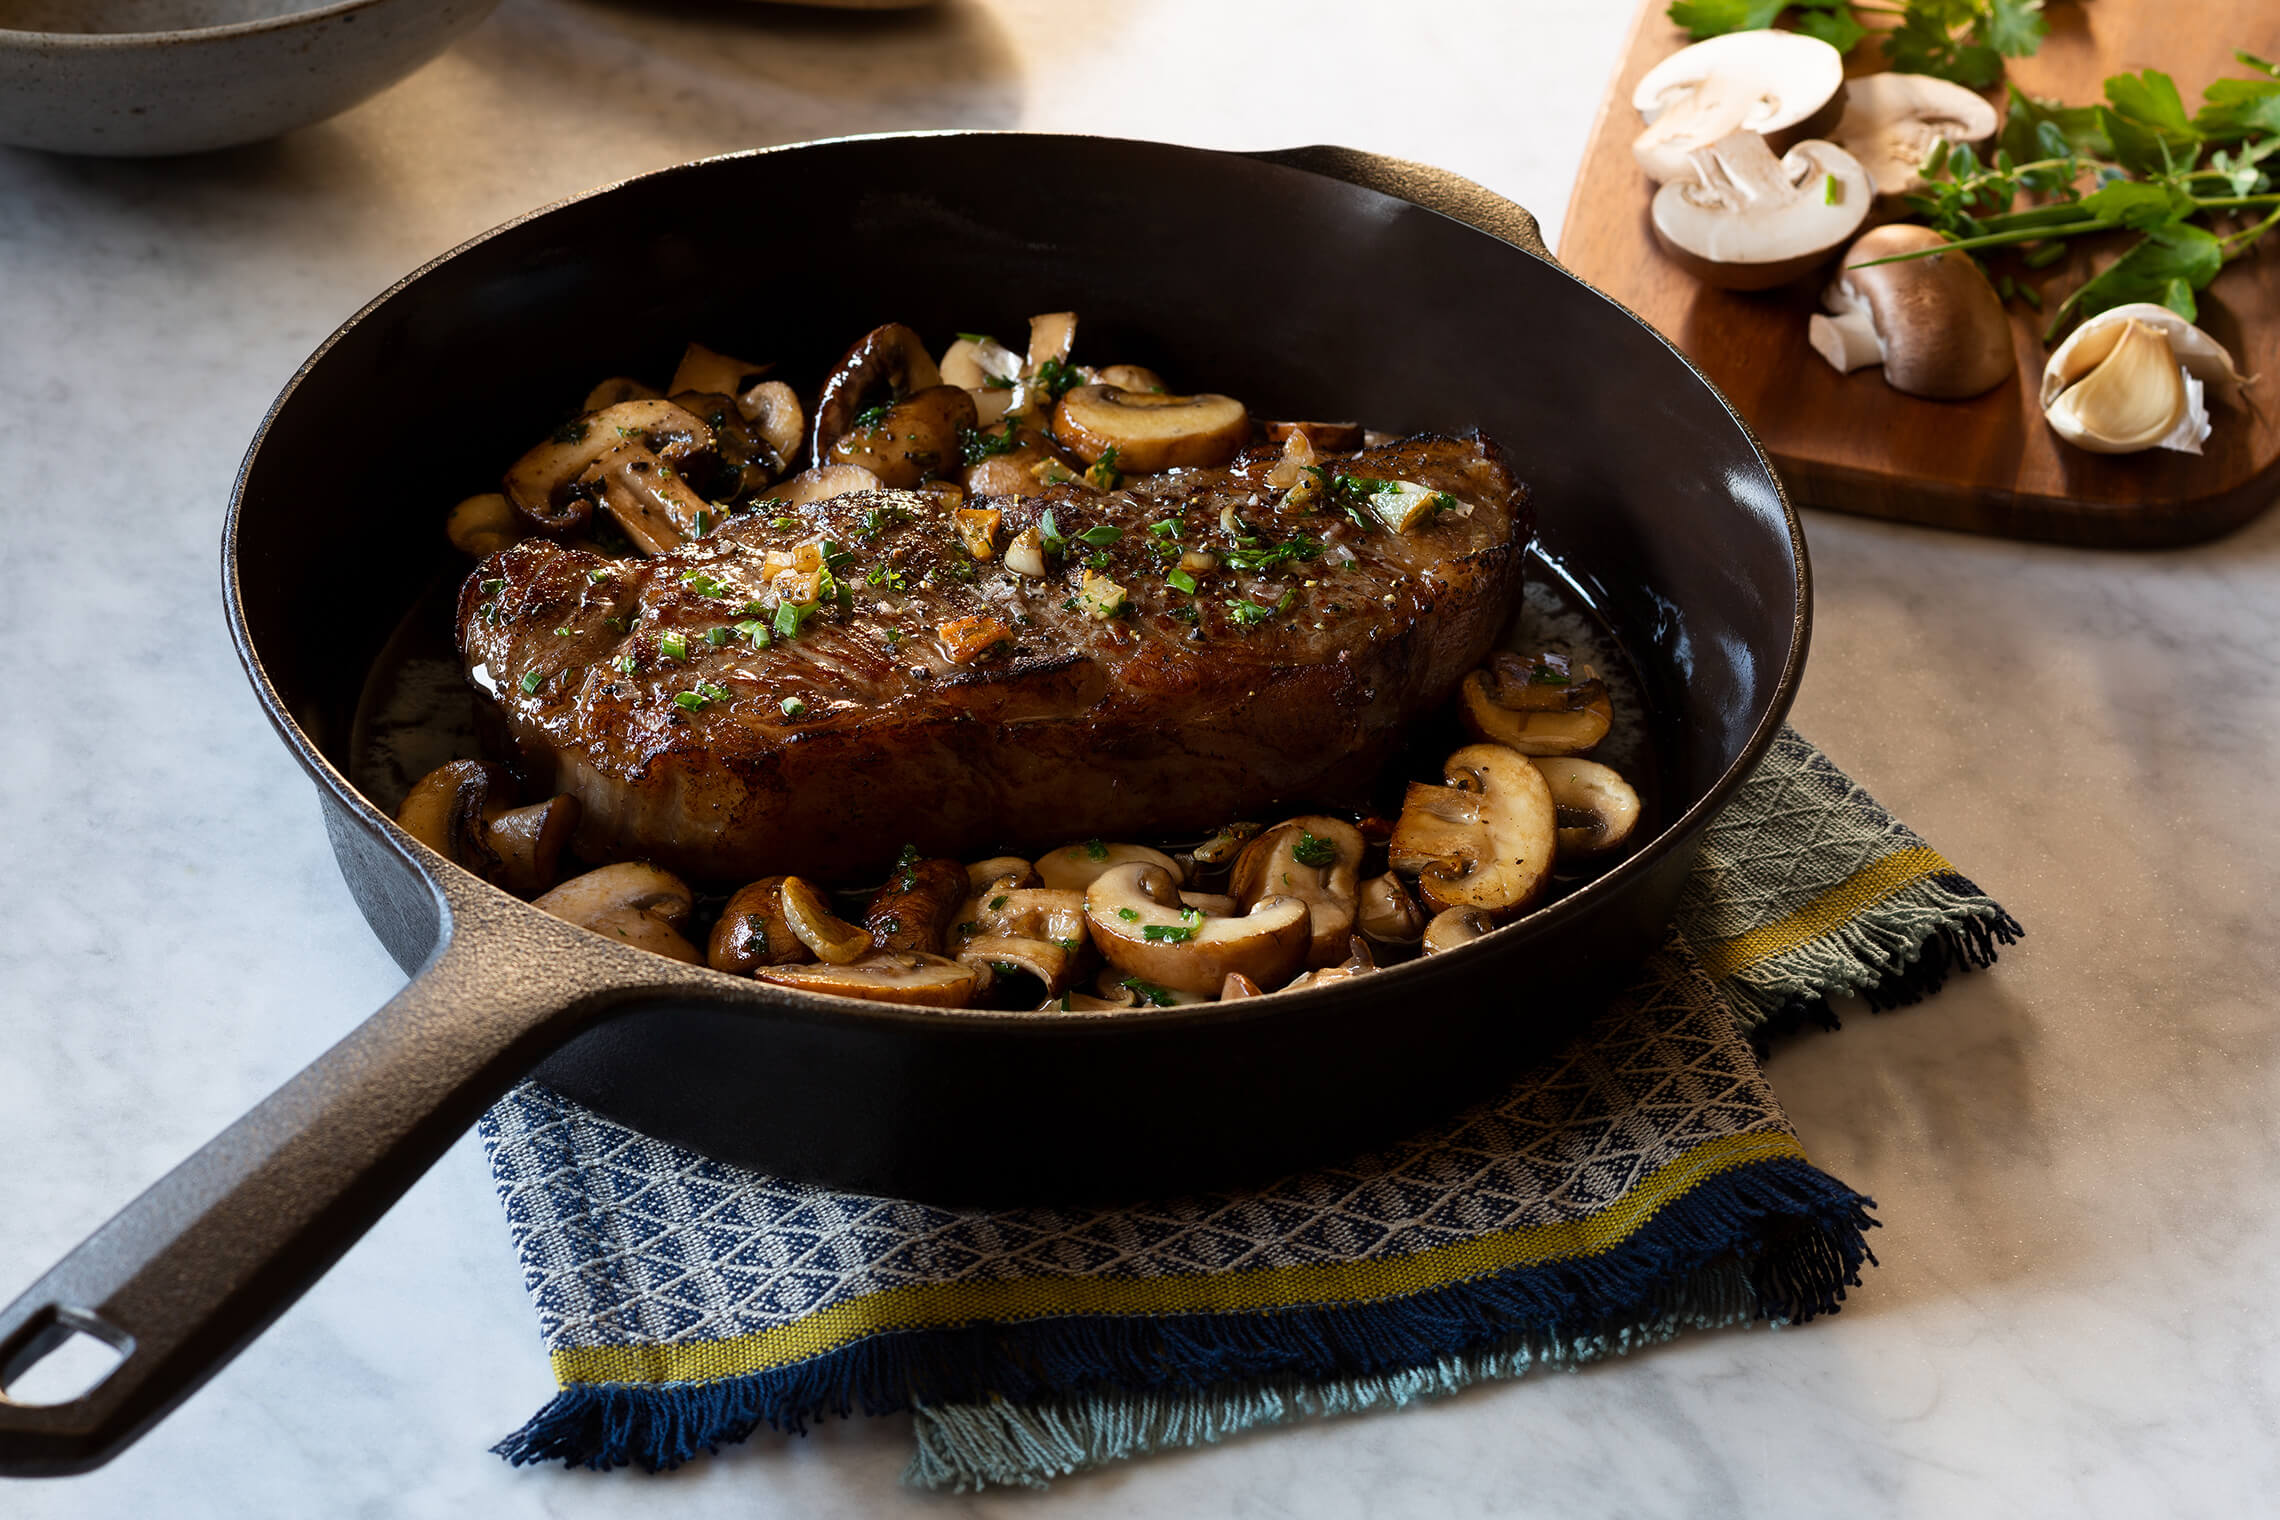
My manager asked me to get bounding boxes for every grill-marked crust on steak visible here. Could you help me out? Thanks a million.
[459,433,1529,882]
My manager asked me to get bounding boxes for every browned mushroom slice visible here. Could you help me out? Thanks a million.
[1190,822,1263,868]
[580,439,716,555]
[670,341,770,399]
[756,952,989,1008]
[708,875,811,975]
[827,385,977,488]
[1230,816,1364,968]
[866,855,969,954]
[1280,936,1378,993]
[447,493,518,557]
[1085,862,1308,998]
[953,885,1089,995]
[1094,363,1168,394]
[1420,906,1495,956]
[1036,841,1185,892]
[483,796,581,898]
[811,322,943,468]
[533,862,700,963]
[1051,385,1250,472]
[779,876,873,965]
[504,399,713,535]
[582,377,663,412]
[1356,871,1427,945]
[1459,651,1614,757]
[964,856,1037,893]
[1218,971,1264,1001]
[739,379,805,467]
[1531,757,1644,859]
[1260,419,1364,452]
[1388,744,1559,918]
[395,760,578,896]
[1094,968,1209,1007]
[759,463,883,510]
[673,390,784,493]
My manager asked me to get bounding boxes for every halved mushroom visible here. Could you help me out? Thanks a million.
[1530,757,1643,859]
[1036,840,1185,892]
[1420,906,1494,956]
[779,876,874,965]
[1650,129,1870,291]
[1095,363,1168,394]
[739,379,804,466]
[395,760,579,897]
[1357,871,1427,945]
[1190,822,1263,868]
[965,856,1037,893]
[1218,971,1264,1001]
[811,322,943,468]
[1631,29,1847,183]
[1026,311,1077,372]
[582,377,662,412]
[1261,419,1364,453]
[1830,73,1999,201]
[1085,861,1309,998]
[532,862,700,963]
[1280,936,1378,993]
[1178,891,1239,917]
[940,333,1023,424]
[505,399,714,534]
[1388,744,1559,918]
[759,463,884,510]
[581,439,717,554]
[671,341,770,399]
[827,385,978,488]
[673,390,783,494]
[956,880,1090,995]
[866,855,969,955]
[1051,386,1251,472]
[708,875,811,975]
[1229,816,1364,968]
[757,952,989,1008]
[1808,224,2013,399]
[1459,652,1613,756]
[447,493,519,557]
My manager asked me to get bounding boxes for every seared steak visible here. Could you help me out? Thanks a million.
[459,434,1529,882]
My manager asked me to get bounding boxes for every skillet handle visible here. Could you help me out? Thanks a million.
[1241,144,1558,265]
[0,882,655,1477]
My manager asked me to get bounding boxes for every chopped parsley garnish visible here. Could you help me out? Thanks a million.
[768,515,797,529]
[613,652,638,674]
[853,401,893,430]
[1528,659,1572,686]
[1085,446,1122,491]
[858,505,909,541]
[773,599,819,641]
[1227,590,1297,627]
[1166,567,1198,595]
[693,509,713,535]
[658,632,688,661]
[988,895,1009,911]
[1292,831,1339,868]
[734,619,772,648]
[1084,838,1109,861]
[585,567,613,583]
[893,843,922,893]
[819,540,854,575]
[1116,907,1141,922]
[681,569,731,599]
[955,331,996,346]
[983,374,1016,390]
[1148,518,1181,539]
[1142,922,1196,943]
[1223,533,1323,574]
[479,577,506,594]
[519,670,543,694]
[704,626,735,647]
[672,682,729,711]
[1031,356,1083,404]
[1076,525,1122,549]
[1121,977,1179,1007]
[958,419,1022,467]
[551,420,589,445]
[779,696,807,718]
[554,626,572,637]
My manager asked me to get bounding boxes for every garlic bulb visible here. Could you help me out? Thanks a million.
[2041,305,2248,456]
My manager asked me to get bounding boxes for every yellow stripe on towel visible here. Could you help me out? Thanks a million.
[550,1128,1807,1389]
[1694,846,1952,983]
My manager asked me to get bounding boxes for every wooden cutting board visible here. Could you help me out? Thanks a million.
[1556,0,2280,547]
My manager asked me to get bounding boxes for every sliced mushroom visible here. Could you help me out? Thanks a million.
[1420,906,1495,956]
[1043,989,1146,1012]
[1388,744,1559,918]
[671,341,770,399]
[1178,891,1240,917]
[1459,652,1614,756]
[1051,385,1251,472]
[1229,816,1364,968]
[1094,967,1209,1007]
[757,952,989,1008]
[866,855,969,954]
[505,399,714,534]
[1829,73,1999,201]
[1807,224,2013,400]
[1631,29,1847,183]
[965,856,1037,893]
[740,379,805,466]
[1650,129,1871,291]
[1218,971,1264,1001]
[1095,363,1167,393]
[759,463,884,510]
[1530,757,1643,859]
[582,377,662,412]
[395,760,578,897]
[672,390,783,494]
[827,385,977,488]
[1357,871,1427,945]
[1036,840,1185,892]
[708,875,811,974]
[779,876,873,965]
[581,439,716,554]
[811,322,943,468]
[1260,419,1364,452]
[1026,311,1077,371]
[940,333,1024,423]
[1084,861,1309,998]
[532,862,700,963]
[1190,822,1263,868]
[1280,936,1378,993]
[447,493,519,557]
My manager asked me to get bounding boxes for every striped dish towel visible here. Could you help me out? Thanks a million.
[479,725,2017,1489]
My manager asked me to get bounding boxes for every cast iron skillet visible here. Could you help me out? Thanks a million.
[0,133,1808,1477]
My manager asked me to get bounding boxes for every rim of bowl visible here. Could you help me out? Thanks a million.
[0,0,394,48]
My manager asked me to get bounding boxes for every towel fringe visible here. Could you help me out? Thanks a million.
[492,1156,1875,1474]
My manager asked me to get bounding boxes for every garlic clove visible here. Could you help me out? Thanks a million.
[2043,302,2248,412]
[2043,318,2208,455]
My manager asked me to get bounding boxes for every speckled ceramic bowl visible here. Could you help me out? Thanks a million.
[0,0,498,156]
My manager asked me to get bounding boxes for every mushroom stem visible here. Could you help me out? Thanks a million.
[1808,302,1883,373]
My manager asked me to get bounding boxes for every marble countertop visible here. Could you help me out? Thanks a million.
[5,1,2277,1514]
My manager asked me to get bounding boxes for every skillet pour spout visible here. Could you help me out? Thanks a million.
[0,133,1805,1476]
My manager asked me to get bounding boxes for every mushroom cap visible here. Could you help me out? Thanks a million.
[532,862,700,963]
[1528,756,1643,860]
[1830,224,2014,399]
[1632,29,1847,183]
[1036,841,1184,892]
[1051,386,1251,472]
[1084,862,1309,998]
[1830,73,1999,199]
[1650,130,1871,291]
[757,952,989,1009]
[1387,744,1559,918]
[709,875,810,975]
[1459,653,1613,756]
[1229,816,1364,968]
[864,855,970,955]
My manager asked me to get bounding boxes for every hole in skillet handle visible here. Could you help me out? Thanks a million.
[0,1308,132,1409]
